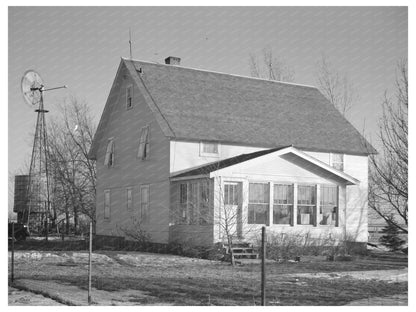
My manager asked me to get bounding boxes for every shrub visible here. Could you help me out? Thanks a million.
[263,231,365,261]
[117,222,151,250]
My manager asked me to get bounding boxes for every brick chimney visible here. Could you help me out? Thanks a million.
[164,56,181,65]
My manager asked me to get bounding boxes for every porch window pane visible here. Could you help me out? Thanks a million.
[188,183,198,224]
[248,183,269,224]
[319,185,338,226]
[199,181,210,225]
[273,184,293,224]
[179,183,187,224]
[224,184,238,205]
[297,185,315,225]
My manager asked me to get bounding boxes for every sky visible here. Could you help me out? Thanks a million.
[7,6,408,211]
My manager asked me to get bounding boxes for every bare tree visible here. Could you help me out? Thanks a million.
[315,54,357,117]
[47,96,97,234]
[249,47,295,82]
[368,59,408,234]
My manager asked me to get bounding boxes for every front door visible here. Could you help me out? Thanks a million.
[223,182,242,239]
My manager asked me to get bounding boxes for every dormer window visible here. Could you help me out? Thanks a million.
[200,141,219,157]
[104,139,115,167]
[126,85,133,109]
[138,126,150,160]
[330,153,344,171]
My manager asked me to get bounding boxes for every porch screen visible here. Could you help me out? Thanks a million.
[248,183,269,224]
[273,184,293,225]
[320,185,338,226]
[297,185,315,225]
[188,182,198,224]
[199,181,210,224]
[179,184,188,224]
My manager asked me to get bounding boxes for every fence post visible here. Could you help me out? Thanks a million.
[261,226,266,306]
[88,222,92,304]
[11,223,15,283]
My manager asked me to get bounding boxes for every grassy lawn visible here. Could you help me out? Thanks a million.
[9,249,407,305]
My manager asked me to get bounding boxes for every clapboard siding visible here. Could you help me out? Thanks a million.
[344,155,368,242]
[95,63,170,243]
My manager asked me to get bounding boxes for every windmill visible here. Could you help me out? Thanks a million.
[20,70,66,236]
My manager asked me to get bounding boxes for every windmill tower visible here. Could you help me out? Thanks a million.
[20,70,66,235]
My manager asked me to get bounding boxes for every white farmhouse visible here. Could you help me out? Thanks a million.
[88,56,376,247]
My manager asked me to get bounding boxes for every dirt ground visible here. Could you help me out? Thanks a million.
[8,250,408,306]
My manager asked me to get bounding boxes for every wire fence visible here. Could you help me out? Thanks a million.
[8,225,408,306]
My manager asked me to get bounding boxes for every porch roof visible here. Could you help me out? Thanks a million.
[170,146,360,185]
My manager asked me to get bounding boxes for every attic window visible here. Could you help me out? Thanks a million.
[104,139,115,167]
[138,126,150,160]
[200,141,219,157]
[330,153,344,171]
[126,85,133,109]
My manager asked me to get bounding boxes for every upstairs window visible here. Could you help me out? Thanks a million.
[104,139,114,167]
[320,185,338,226]
[330,153,344,171]
[126,85,133,109]
[138,126,150,160]
[200,141,219,156]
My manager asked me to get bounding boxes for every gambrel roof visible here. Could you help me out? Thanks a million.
[89,58,376,159]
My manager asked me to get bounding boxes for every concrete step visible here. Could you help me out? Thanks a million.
[232,252,259,259]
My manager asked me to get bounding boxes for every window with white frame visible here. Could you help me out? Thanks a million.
[320,185,338,226]
[224,183,239,206]
[273,184,293,225]
[248,183,269,225]
[126,187,133,210]
[297,185,316,225]
[104,190,111,220]
[137,126,150,160]
[126,85,133,109]
[330,153,344,171]
[140,185,149,223]
[104,139,114,167]
[200,141,219,156]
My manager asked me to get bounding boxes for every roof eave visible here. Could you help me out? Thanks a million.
[206,146,360,185]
